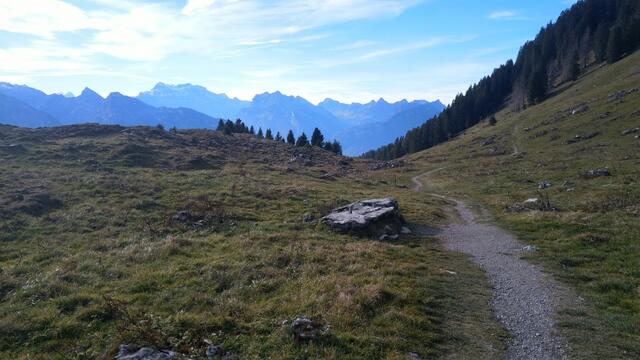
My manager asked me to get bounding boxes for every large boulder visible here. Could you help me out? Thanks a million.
[321,198,405,240]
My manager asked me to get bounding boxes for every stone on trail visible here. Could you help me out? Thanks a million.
[321,198,405,239]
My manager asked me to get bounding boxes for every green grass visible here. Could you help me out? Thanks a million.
[0,126,505,359]
[386,51,640,358]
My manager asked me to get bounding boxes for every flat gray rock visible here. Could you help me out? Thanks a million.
[321,198,403,236]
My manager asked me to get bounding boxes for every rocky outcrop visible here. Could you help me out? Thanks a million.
[321,198,405,240]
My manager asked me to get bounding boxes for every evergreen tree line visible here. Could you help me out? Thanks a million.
[363,0,640,160]
[216,119,342,155]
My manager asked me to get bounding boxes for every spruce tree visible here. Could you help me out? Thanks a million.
[275,132,283,142]
[249,126,255,135]
[216,119,225,131]
[331,140,342,155]
[569,51,580,81]
[310,127,324,147]
[257,128,264,139]
[265,129,273,140]
[296,132,309,147]
[606,25,624,63]
[224,120,234,135]
[286,130,295,145]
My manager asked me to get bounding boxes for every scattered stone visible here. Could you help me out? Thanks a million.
[538,180,551,190]
[567,132,600,144]
[622,127,640,135]
[369,160,405,171]
[409,352,422,360]
[321,198,405,239]
[205,344,224,359]
[289,317,326,343]
[115,344,182,360]
[581,168,611,179]
[570,104,588,115]
[0,143,26,154]
[521,245,537,252]
[400,226,412,234]
[608,88,639,102]
[631,110,640,118]
[302,213,315,223]
[173,211,198,223]
[599,112,611,119]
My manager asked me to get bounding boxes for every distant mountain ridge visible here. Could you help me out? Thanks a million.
[335,102,444,155]
[0,83,217,129]
[318,98,443,126]
[0,82,444,155]
[137,83,250,119]
[238,91,347,138]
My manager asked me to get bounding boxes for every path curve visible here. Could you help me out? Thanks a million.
[412,171,570,360]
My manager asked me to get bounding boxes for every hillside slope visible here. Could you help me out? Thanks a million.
[0,123,508,359]
[386,50,640,358]
[337,103,444,156]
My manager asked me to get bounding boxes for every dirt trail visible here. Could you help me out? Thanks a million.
[412,171,571,360]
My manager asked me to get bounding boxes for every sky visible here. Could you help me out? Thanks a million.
[0,0,578,104]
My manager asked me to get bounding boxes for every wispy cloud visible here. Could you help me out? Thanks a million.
[488,10,519,20]
[0,0,420,64]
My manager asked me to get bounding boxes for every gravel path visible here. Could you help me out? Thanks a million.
[412,171,571,360]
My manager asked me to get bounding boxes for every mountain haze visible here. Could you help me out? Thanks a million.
[336,102,444,156]
[0,83,218,129]
[137,83,250,119]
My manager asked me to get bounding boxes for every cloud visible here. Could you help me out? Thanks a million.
[0,0,420,65]
[488,10,518,20]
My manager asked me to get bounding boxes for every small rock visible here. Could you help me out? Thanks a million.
[290,317,325,342]
[622,127,639,135]
[581,168,611,179]
[522,245,537,252]
[538,180,551,190]
[206,344,224,358]
[115,345,179,360]
[173,211,195,223]
[400,226,412,234]
[302,214,315,223]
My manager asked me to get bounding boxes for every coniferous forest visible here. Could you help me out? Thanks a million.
[363,0,640,160]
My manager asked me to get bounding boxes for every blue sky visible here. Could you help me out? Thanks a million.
[0,0,577,104]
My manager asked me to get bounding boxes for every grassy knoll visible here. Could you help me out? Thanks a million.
[0,125,505,359]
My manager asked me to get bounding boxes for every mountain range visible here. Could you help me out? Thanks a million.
[0,82,444,155]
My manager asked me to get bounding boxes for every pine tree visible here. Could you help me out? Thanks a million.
[274,132,283,142]
[527,66,547,104]
[224,120,234,135]
[216,119,225,131]
[594,24,609,62]
[286,130,295,145]
[310,127,324,147]
[331,140,342,155]
[257,128,264,139]
[265,129,273,140]
[606,24,624,63]
[249,126,255,135]
[296,132,309,147]
[234,119,244,133]
[569,50,580,81]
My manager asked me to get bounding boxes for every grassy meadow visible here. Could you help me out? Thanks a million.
[0,125,505,359]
